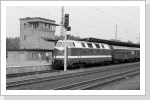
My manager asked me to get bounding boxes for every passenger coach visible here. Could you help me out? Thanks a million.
[110,46,136,63]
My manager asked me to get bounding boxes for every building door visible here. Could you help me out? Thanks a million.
[20,53,25,61]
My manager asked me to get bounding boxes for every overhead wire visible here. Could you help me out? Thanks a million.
[7,6,139,40]
[87,6,140,29]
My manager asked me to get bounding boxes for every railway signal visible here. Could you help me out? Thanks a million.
[67,27,71,31]
[64,14,69,28]
[64,14,71,71]
[64,14,71,31]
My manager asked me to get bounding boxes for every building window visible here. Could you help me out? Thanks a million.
[52,25,56,31]
[32,23,39,29]
[32,53,34,59]
[24,23,26,28]
[24,35,26,40]
[45,23,50,29]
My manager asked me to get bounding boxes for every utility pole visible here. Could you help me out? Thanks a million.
[64,27,67,71]
[115,24,117,41]
[64,14,70,71]
[139,33,140,44]
[126,27,127,42]
[60,6,64,36]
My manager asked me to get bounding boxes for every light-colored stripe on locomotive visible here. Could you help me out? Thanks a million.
[55,55,112,58]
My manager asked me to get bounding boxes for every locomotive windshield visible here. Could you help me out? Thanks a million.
[56,42,62,47]
[55,42,75,47]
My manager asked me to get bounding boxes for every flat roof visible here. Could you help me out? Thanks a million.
[28,20,60,26]
[79,38,140,48]
[19,17,60,26]
[20,17,55,22]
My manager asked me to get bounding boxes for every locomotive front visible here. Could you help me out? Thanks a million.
[53,41,65,68]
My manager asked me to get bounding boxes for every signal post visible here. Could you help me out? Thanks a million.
[64,14,71,71]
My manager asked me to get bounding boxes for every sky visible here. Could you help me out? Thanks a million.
[6,6,140,43]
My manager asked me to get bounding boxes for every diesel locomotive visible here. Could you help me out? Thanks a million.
[53,40,140,69]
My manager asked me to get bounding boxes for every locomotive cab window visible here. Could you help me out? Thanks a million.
[56,42,62,47]
[60,42,75,47]
[87,43,93,48]
[67,42,75,47]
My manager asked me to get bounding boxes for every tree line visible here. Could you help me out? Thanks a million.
[6,35,139,50]
[6,37,20,50]
[6,35,80,50]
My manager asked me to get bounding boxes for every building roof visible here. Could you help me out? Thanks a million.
[20,17,55,22]
[79,37,140,48]
[19,17,60,26]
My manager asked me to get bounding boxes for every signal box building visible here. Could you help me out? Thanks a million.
[7,17,60,62]
[20,17,59,49]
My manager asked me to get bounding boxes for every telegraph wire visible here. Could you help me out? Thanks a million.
[9,6,139,34]
[66,7,139,34]
[118,7,139,20]
[87,6,140,29]
[7,15,138,39]
[7,7,139,40]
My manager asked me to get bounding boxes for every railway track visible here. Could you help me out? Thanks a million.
[7,62,140,90]
[6,69,59,78]
[53,69,139,90]
[7,61,138,79]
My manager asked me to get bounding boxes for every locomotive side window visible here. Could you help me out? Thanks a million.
[87,43,93,48]
[72,42,75,47]
[101,45,105,49]
[81,43,86,47]
[95,44,100,48]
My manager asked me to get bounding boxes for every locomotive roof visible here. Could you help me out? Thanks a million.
[57,40,107,45]
[79,38,140,48]
[56,40,110,49]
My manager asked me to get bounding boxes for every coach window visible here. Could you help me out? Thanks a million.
[81,43,86,47]
[87,43,93,48]
[95,44,100,48]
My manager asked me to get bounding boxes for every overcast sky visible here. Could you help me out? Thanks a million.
[6,6,140,43]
